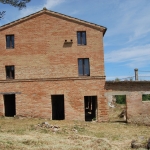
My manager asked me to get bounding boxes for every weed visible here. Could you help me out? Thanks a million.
[15,129,26,135]
[95,132,105,138]
[29,124,36,131]
[40,128,49,134]
[6,141,13,145]
[22,139,44,146]
[73,124,85,133]
[112,135,120,141]
[7,129,15,133]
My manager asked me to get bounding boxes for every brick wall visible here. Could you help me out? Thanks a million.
[0,13,105,79]
[105,81,150,125]
[0,11,107,122]
[0,79,108,121]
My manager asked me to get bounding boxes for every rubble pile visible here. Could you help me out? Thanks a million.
[36,122,60,132]
[131,137,150,149]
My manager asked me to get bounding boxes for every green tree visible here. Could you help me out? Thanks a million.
[0,0,31,19]
[114,78,120,81]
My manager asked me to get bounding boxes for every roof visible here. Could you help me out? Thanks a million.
[0,7,107,35]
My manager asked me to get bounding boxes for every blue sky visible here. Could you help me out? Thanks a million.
[1,0,150,80]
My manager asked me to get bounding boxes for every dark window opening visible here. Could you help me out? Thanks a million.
[51,95,65,120]
[78,58,90,76]
[6,35,14,49]
[4,94,16,117]
[84,96,97,121]
[5,66,15,79]
[77,31,86,45]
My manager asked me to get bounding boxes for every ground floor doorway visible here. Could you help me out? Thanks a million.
[84,96,97,121]
[3,94,16,117]
[51,95,65,120]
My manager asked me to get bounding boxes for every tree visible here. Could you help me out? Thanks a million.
[0,11,5,19]
[114,78,120,81]
[0,0,31,19]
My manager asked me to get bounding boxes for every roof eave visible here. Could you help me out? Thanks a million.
[0,8,107,35]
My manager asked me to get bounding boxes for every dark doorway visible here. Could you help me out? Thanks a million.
[109,95,127,123]
[84,96,97,121]
[51,95,65,120]
[4,94,16,117]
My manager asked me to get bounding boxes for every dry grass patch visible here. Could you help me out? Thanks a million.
[0,117,149,150]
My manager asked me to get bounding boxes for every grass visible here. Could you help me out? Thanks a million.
[0,105,149,150]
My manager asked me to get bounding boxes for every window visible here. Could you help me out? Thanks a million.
[77,31,86,45]
[5,66,15,79]
[78,58,90,76]
[6,35,14,49]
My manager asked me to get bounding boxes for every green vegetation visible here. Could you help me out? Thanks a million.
[0,0,31,19]
[115,95,126,104]
[114,77,120,81]
[142,94,150,101]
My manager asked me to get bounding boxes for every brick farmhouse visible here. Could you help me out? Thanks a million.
[1,8,150,124]
[0,8,108,122]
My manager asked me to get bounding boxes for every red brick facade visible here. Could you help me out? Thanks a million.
[0,8,108,121]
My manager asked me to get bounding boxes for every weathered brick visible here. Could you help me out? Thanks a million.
[0,9,107,122]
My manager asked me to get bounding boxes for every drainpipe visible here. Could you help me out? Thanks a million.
[134,68,138,81]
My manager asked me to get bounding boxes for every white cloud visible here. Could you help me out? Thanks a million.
[105,44,150,68]
[106,0,150,44]
[18,0,66,18]
[18,6,41,18]
[43,0,66,9]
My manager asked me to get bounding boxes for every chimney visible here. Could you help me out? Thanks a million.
[134,68,138,81]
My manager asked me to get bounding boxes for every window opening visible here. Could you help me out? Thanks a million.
[6,35,14,49]
[5,65,15,79]
[77,31,86,45]
[78,58,90,76]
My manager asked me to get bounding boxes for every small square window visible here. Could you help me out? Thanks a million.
[6,35,14,49]
[5,66,15,79]
[78,58,90,76]
[77,31,86,45]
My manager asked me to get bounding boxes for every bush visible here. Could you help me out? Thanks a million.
[115,95,126,104]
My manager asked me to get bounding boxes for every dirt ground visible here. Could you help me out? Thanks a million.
[0,105,149,150]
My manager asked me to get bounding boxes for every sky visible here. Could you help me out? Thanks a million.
[0,0,150,81]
